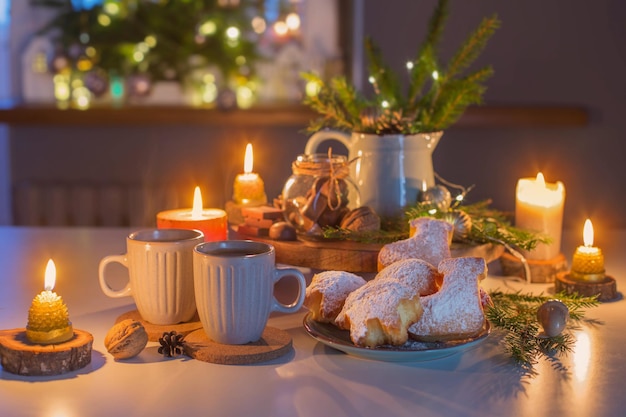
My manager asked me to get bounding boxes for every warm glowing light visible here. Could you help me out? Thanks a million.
[199,20,217,36]
[406,61,414,70]
[104,2,120,15]
[44,259,56,291]
[203,82,218,103]
[133,51,145,62]
[236,85,254,109]
[381,100,390,108]
[98,13,111,26]
[244,143,254,174]
[517,172,565,207]
[251,16,266,34]
[583,219,594,247]
[536,172,546,187]
[432,70,439,80]
[191,187,203,219]
[573,330,591,382]
[226,26,240,40]
[274,21,288,36]
[145,35,157,47]
[305,80,321,97]
[286,13,301,30]
[368,76,376,84]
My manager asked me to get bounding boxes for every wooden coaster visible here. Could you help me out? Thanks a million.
[115,310,203,342]
[500,252,568,283]
[0,328,93,376]
[555,272,619,302]
[183,327,292,365]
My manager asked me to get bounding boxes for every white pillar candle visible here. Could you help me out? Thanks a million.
[515,172,566,260]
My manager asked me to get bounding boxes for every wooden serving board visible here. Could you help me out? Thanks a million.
[0,328,93,376]
[184,327,292,365]
[232,228,504,273]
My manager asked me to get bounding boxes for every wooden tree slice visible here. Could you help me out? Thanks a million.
[184,327,292,365]
[555,272,619,302]
[0,328,93,376]
[115,310,203,342]
[500,252,568,283]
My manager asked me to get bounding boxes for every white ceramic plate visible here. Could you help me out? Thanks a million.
[303,313,490,362]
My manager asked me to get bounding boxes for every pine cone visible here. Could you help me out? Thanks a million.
[158,331,185,357]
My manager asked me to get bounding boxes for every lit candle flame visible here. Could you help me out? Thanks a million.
[192,186,203,219]
[536,172,546,187]
[44,259,56,291]
[583,218,594,247]
[244,143,254,174]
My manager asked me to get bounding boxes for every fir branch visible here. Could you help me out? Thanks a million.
[303,0,499,134]
[365,37,404,108]
[407,0,448,109]
[445,13,501,80]
[486,291,599,370]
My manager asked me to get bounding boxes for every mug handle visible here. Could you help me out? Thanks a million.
[98,254,132,298]
[271,267,306,314]
[304,130,353,155]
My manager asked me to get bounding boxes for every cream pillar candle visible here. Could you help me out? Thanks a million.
[515,172,566,260]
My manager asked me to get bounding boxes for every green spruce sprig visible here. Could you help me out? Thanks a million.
[322,199,547,251]
[303,0,501,134]
[486,291,599,371]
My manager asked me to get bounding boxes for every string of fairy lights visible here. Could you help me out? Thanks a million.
[31,0,303,109]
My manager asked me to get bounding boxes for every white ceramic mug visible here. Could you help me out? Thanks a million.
[193,240,306,345]
[99,228,204,325]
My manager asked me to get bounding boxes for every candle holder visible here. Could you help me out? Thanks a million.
[499,251,568,283]
[554,272,618,302]
[0,328,93,376]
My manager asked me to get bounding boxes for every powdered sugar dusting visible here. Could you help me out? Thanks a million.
[379,218,452,267]
[305,271,366,319]
[336,279,421,346]
[375,258,442,296]
[409,257,487,341]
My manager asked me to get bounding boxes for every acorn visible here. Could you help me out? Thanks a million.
[537,300,569,338]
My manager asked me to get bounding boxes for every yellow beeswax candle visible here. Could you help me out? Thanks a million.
[26,259,74,344]
[233,143,267,206]
[571,219,605,282]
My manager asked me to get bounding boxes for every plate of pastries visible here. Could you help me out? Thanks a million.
[303,217,492,362]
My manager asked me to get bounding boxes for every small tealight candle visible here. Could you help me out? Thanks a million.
[571,219,605,281]
[26,259,74,345]
[233,143,267,206]
[515,172,566,260]
[157,186,228,241]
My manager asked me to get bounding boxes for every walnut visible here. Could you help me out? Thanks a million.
[104,319,148,360]
[340,207,381,232]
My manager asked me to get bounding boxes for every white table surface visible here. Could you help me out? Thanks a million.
[0,226,625,417]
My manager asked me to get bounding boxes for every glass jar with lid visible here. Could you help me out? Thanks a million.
[281,153,358,236]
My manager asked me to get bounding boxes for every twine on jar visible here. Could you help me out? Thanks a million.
[294,148,358,211]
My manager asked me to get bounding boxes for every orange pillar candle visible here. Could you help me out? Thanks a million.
[515,172,566,260]
[157,187,228,241]
[571,219,605,281]
[26,259,74,344]
[233,143,267,206]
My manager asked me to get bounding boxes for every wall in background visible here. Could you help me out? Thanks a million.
[361,0,626,231]
[7,0,626,231]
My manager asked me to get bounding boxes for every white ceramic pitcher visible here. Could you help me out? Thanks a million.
[304,130,443,217]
